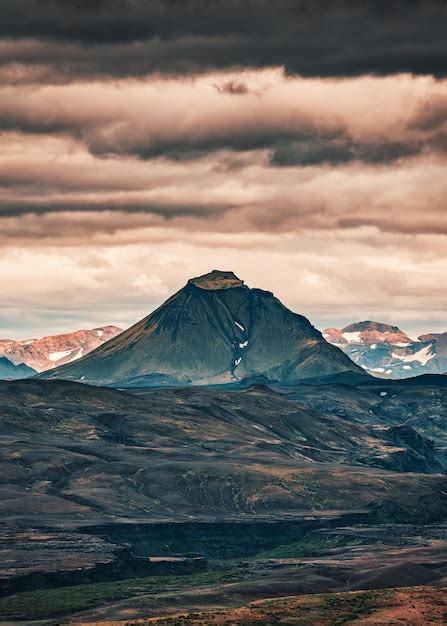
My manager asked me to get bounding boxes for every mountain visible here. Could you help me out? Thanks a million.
[0,357,35,380]
[0,325,122,373]
[324,321,413,347]
[40,270,362,386]
[324,321,447,379]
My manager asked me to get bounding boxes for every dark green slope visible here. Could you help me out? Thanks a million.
[41,270,362,386]
[0,357,35,380]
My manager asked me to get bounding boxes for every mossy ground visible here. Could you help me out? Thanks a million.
[254,531,365,559]
[0,569,236,620]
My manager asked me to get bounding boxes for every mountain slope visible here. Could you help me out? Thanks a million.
[324,321,447,379]
[1,379,444,528]
[0,326,122,372]
[0,357,35,380]
[41,270,362,386]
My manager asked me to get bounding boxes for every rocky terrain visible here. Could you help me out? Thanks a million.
[0,325,122,375]
[1,379,445,527]
[81,585,446,625]
[40,270,362,386]
[324,321,447,379]
[279,377,447,470]
[0,375,446,623]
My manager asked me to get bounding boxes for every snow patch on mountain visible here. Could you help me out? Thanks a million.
[70,348,84,362]
[49,350,73,362]
[392,345,434,366]
[343,331,362,343]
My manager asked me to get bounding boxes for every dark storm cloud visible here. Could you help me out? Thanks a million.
[409,95,447,130]
[270,138,422,167]
[99,135,427,166]
[0,3,446,243]
[1,1,447,81]
[1,71,446,168]
[215,80,253,96]
[0,197,228,219]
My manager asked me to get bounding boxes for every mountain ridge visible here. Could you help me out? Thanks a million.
[0,325,122,374]
[324,320,447,379]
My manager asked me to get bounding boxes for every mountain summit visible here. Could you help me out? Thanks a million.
[41,270,361,386]
[189,269,244,290]
[324,321,412,347]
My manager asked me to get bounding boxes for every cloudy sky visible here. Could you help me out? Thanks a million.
[1,1,447,338]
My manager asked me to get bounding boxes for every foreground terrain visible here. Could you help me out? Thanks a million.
[1,378,446,528]
[1,523,446,623]
[0,377,446,623]
[67,586,446,625]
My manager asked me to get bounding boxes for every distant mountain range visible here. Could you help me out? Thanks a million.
[0,326,122,377]
[40,270,362,386]
[324,321,447,378]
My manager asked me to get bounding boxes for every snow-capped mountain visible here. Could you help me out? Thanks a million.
[0,326,122,373]
[324,321,447,378]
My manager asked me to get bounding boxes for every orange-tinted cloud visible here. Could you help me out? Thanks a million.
[0,60,446,335]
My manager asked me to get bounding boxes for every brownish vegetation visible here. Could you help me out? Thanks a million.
[74,585,446,625]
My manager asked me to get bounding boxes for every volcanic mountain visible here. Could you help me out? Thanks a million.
[324,321,447,379]
[41,270,362,386]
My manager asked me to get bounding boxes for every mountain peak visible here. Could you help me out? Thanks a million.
[330,320,412,346]
[189,270,244,291]
[343,321,403,334]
